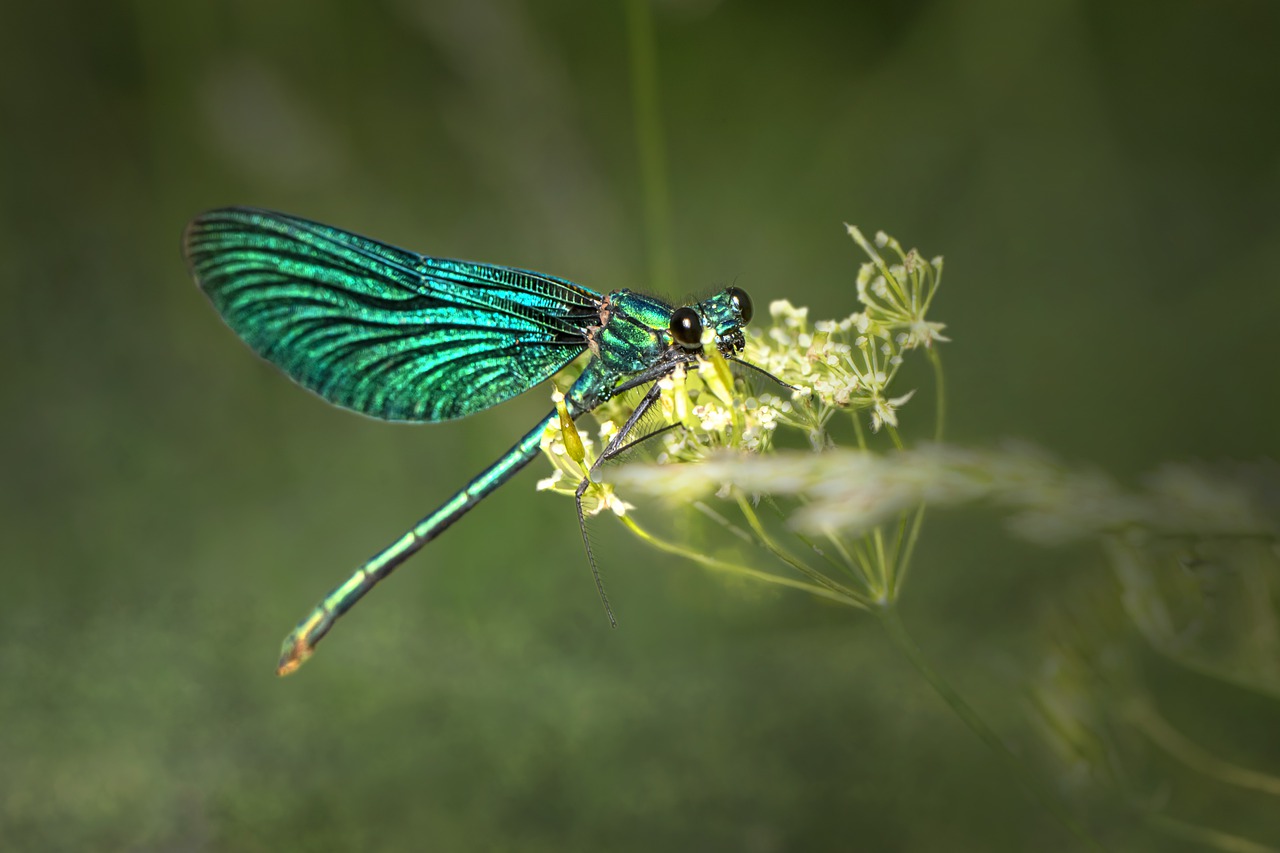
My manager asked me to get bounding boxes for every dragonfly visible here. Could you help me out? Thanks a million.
[183,207,769,675]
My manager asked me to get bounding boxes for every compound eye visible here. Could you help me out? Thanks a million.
[669,306,703,348]
[727,286,753,324]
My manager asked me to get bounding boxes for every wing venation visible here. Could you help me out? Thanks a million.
[183,207,597,421]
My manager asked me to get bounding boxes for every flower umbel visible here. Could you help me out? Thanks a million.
[535,225,948,607]
[531,221,1280,849]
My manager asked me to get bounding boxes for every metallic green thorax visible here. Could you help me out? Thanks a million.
[182,208,753,674]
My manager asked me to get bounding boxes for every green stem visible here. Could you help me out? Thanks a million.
[929,346,946,443]
[625,0,675,294]
[1142,813,1279,853]
[891,505,926,600]
[620,515,867,608]
[869,526,890,599]
[884,422,906,451]
[849,535,879,590]
[874,604,1106,851]
[823,530,864,578]
[890,344,945,598]
[692,500,757,545]
[764,497,863,581]
[1130,700,1280,797]
[851,406,869,450]
[736,495,865,604]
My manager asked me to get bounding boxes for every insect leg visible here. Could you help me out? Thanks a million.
[572,379,668,626]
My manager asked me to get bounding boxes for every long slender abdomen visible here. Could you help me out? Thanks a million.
[276,409,557,675]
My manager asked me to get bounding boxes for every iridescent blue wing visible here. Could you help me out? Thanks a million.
[183,208,598,421]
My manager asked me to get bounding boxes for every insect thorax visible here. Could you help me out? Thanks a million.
[587,290,674,375]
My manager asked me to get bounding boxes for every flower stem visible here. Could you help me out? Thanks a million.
[1129,700,1280,797]
[1142,812,1279,853]
[735,495,865,604]
[890,347,945,598]
[873,603,1106,851]
[929,346,946,442]
[625,0,674,294]
[620,515,868,608]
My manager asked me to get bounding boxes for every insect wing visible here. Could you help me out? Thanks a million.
[183,208,598,421]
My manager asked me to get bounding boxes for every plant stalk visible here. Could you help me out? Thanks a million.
[874,603,1105,851]
[625,0,675,294]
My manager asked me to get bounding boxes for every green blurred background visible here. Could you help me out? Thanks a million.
[3,1,1279,850]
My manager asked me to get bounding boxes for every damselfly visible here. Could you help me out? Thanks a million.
[183,208,772,674]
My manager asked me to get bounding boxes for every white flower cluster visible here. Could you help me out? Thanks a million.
[648,359,792,462]
[535,394,632,518]
[536,225,947,516]
[740,226,945,435]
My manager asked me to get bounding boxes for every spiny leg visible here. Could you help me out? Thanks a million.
[574,477,616,627]
[572,379,668,626]
[600,420,684,460]
[728,356,800,392]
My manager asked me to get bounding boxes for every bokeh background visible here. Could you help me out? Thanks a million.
[3,1,1279,850]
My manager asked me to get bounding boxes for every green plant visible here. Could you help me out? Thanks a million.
[534,223,1280,851]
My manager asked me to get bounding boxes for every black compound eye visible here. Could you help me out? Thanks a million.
[727,286,753,324]
[669,306,703,347]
